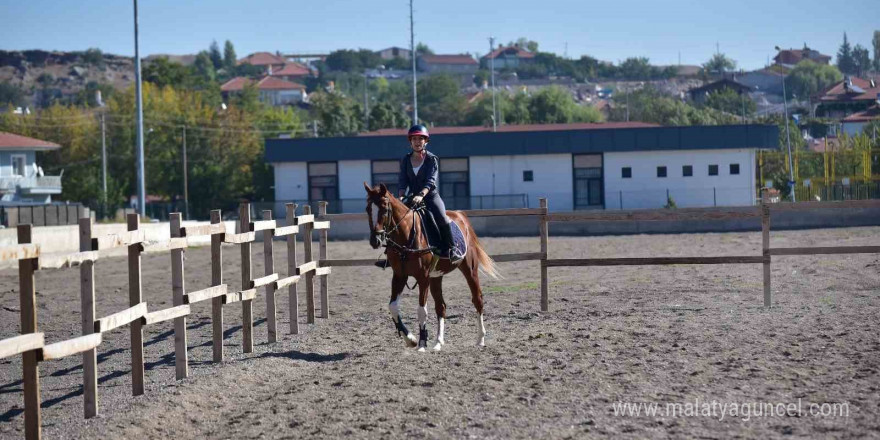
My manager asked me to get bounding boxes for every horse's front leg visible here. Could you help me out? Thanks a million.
[390,274,417,347]
[416,276,430,352]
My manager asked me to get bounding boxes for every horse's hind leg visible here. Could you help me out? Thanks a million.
[460,262,487,347]
[429,277,447,350]
[416,276,430,352]
[390,274,417,347]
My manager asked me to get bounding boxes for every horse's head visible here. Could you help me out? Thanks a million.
[364,182,392,249]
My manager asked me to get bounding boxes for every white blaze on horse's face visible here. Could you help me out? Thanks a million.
[370,199,380,228]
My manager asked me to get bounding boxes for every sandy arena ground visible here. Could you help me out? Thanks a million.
[1,226,879,439]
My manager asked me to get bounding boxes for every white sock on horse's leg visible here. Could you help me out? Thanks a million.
[433,317,445,351]
[389,298,417,346]
[476,313,486,347]
[417,304,428,351]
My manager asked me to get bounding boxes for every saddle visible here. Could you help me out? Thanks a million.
[412,204,467,260]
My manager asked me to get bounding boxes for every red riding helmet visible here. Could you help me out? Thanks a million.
[407,124,429,139]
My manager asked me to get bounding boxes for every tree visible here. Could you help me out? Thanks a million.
[463,91,511,126]
[852,44,871,77]
[223,40,237,72]
[608,87,739,126]
[324,49,382,72]
[473,69,490,87]
[618,57,654,79]
[787,60,843,100]
[143,57,193,88]
[368,101,407,130]
[702,88,756,116]
[209,40,223,70]
[873,31,880,72]
[309,91,363,137]
[416,74,466,126]
[193,51,216,82]
[0,82,27,108]
[702,53,736,74]
[415,42,434,55]
[510,37,538,52]
[82,48,105,69]
[836,32,855,75]
[527,86,601,123]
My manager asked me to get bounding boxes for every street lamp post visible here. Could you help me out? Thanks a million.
[489,36,497,132]
[133,0,146,216]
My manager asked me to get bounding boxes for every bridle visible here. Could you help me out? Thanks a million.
[367,196,433,255]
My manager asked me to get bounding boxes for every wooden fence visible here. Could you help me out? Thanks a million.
[0,202,331,440]
[4,193,880,439]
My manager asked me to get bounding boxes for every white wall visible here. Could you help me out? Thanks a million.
[338,160,371,199]
[273,162,307,201]
[603,149,757,209]
[469,154,573,210]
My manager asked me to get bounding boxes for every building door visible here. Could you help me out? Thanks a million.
[439,158,469,210]
[573,154,603,209]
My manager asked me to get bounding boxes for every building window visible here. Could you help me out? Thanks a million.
[682,165,693,177]
[523,170,533,182]
[622,167,632,178]
[308,162,338,202]
[11,154,26,177]
[708,164,719,176]
[730,163,740,175]
[371,160,399,195]
[440,158,469,210]
[657,166,667,178]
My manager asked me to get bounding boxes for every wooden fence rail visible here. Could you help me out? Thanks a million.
[1,202,327,440]
[4,194,880,439]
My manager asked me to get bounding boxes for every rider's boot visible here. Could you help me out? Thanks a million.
[439,222,462,264]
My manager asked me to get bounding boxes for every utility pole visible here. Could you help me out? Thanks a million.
[100,111,107,196]
[363,71,369,131]
[133,0,146,216]
[490,36,497,132]
[182,125,189,220]
[410,0,418,125]
[781,74,796,202]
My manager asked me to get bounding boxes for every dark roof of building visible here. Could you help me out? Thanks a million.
[265,124,778,163]
[221,76,305,92]
[818,77,880,103]
[238,52,287,66]
[689,78,753,96]
[0,131,61,150]
[482,46,536,60]
[270,62,310,77]
[842,105,880,122]
[773,48,831,65]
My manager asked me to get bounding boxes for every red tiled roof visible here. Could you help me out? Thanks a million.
[0,131,61,150]
[359,122,658,137]
[818,77,880,102]
[842,105,880,123]
[420,54,477,65]
[238,52,287,66]
[482,46,536,60]
[270,62,310,77]
[220,76,305,92]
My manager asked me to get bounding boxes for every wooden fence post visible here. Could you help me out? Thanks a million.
[79,218,98,418]
[170,213,188,379]
[18,225,41,440]
[286,204,300,334]
[318,201,329,319]
[127,214,145,396]
[539,198,549,312]
[263,210,278,343]
[761,189,771,308]
[240,204,254,353]
[210,210,224,362]
[303,204,315,324]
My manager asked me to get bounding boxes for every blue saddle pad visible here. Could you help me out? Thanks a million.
[417,210,467,259]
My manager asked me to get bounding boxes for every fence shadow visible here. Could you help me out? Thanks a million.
[259,350,349,363]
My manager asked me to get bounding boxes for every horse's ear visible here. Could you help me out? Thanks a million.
[379,183,388,194]
[363,181,372,194]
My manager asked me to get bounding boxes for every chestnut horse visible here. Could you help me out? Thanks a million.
[364,183,500,351]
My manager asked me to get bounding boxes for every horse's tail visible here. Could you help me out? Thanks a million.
[471,229,501,280]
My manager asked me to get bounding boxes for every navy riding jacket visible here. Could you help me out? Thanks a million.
[398,151,439,196]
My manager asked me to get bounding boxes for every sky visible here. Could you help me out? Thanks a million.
[1,0,877,71]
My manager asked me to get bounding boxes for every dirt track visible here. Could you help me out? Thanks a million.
[1,226,879,439]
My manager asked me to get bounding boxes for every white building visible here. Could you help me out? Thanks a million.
[265,123,778,213]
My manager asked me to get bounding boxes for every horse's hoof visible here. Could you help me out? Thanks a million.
[417,347,426,352]
[432,342,443,351]
[404,334,418,347]
[477,337,486,347]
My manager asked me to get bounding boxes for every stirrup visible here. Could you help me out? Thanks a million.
[374,259,389,269]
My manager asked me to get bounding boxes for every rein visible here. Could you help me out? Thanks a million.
[377,199,434,255]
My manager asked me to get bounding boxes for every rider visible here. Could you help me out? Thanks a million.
[397,124,463,264]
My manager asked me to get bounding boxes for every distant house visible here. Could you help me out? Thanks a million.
[688,78,754,104]
[417,54,478,74]
[221,76,307,106]
[815,76,880,119]
[736,69,785,95]
[773,46,831,68]
[238,52,288,72]
[841,105,880,136]
[481,45,535,70]
[269,62,312,82]
[377,47,411,60]
[0,131,62,204]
